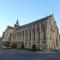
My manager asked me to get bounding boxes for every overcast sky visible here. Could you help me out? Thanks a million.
[0,0,60,37]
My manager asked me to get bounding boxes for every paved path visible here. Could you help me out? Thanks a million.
[0,48,60,60]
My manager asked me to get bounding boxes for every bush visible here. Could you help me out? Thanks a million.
[11,43,17,48]
[32,44,36,51]
[21,43,25,49]
[5,41,10,47]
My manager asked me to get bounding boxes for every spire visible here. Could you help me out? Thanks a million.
[14,19,19,27]
[16,19,19,25]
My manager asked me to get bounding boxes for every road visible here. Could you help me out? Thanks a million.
[0,48,60,60]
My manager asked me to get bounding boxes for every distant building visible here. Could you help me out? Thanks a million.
[2,15,60,51]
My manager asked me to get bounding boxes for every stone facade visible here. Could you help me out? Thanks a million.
[2,15,60,51]
[59,34,60,41]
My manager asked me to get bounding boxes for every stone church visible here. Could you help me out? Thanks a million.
[2,15,60,51]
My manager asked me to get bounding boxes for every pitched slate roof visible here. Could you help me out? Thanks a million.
[20,15,53,28]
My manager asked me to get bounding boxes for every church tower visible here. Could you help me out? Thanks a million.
[14,19,19,26]
[14,19,20,29]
